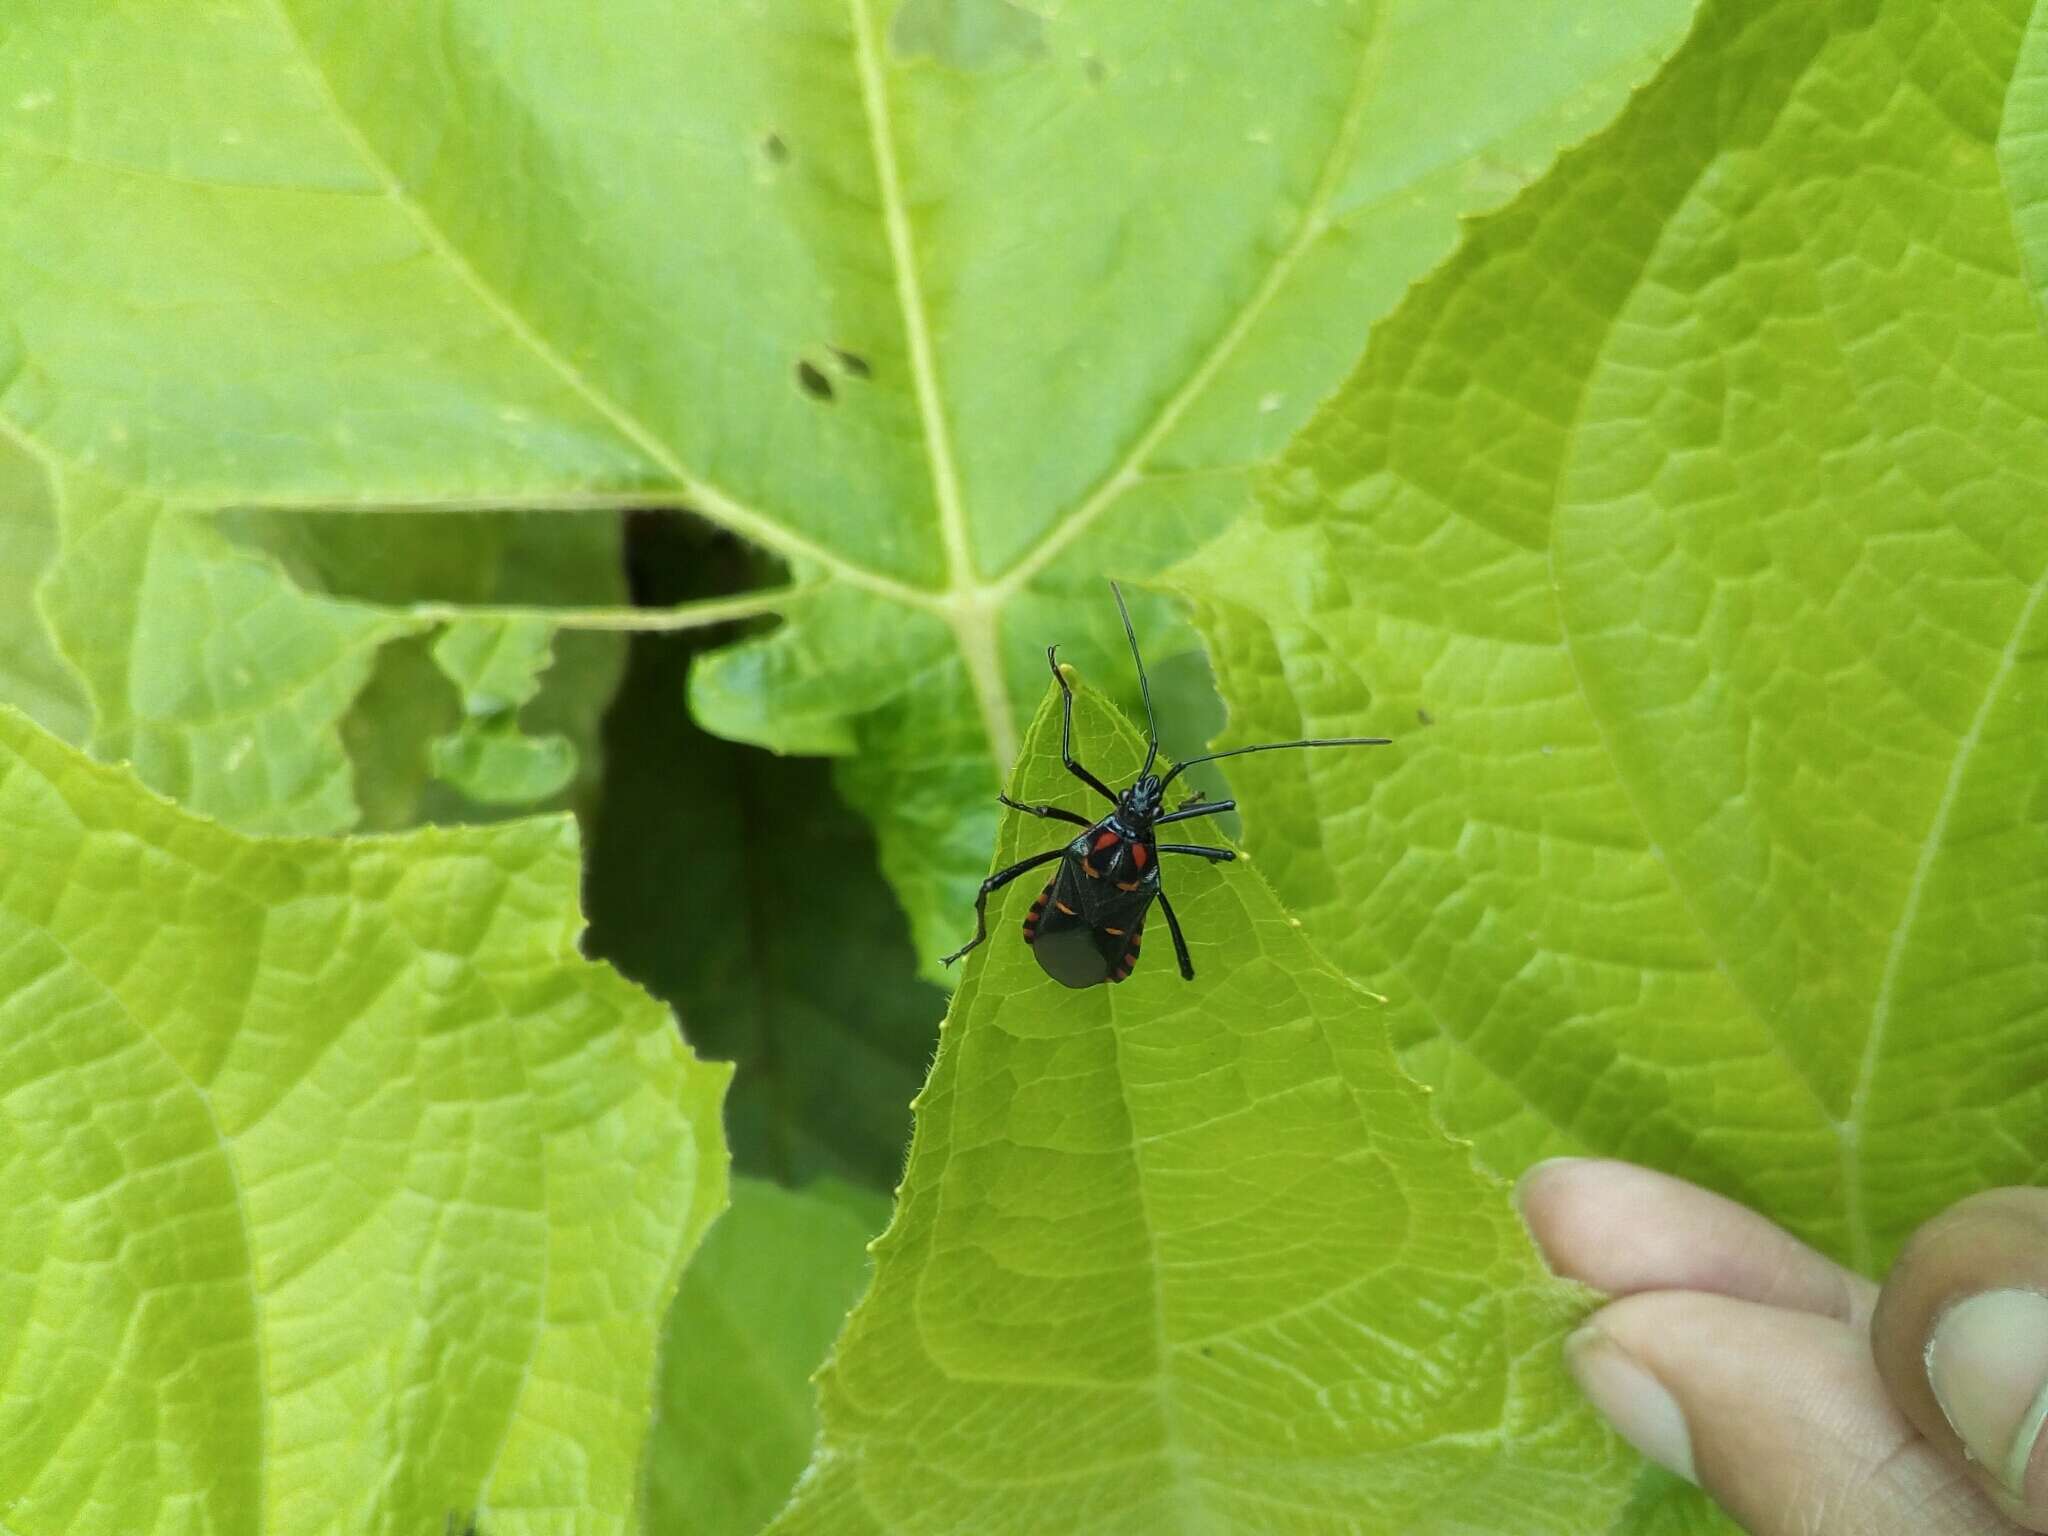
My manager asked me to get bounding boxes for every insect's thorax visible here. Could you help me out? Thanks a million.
[1064,814,1160,920]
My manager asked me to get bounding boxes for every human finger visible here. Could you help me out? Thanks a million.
[1873,1189,2048,1531]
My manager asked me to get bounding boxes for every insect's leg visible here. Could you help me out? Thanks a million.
[1048,645,1118,804]
[941,847,1068,966]
[1154,798,1236,827]
[1156,842,1236,862]
[1155,891,1196,981]
[998,792,1091,828]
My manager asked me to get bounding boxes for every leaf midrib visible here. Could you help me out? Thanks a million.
[1104,1001,1214,1536]
[844,0,1016,766]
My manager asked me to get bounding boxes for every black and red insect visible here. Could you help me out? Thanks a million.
[942,583,1390,988]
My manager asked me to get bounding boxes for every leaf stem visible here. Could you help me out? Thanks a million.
[408,586,799,633]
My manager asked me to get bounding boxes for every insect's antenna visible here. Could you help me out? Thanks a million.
[1159,735,1393,790]
[1109,580,1160,776]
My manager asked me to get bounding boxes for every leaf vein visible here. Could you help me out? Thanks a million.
[845,0,1018,769]
[260,0,936,615]
[1842,552,2048,1272]
[993,12,1389,597]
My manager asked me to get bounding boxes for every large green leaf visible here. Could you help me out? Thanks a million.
[0,0,1697,960]
[1176,0,2048,1283]
[771,680,1632,1535]
[643,1176,889,1536]
[0,708,730,1535]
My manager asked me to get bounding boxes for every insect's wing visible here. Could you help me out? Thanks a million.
[1029,862,1114,988]
[1030,904,1113,989]
[1030,862,1150,989]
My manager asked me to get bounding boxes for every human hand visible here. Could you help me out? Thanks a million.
[1519,1159,2048,1534]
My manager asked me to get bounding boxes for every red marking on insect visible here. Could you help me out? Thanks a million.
[1093,830,1119,851]
[1131,843,1149,869]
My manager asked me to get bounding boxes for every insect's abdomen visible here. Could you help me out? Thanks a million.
[1105,923,1142,983]
[1022,877,1054,946]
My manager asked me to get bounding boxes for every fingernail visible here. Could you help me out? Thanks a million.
[1926,1288,2048,1497]
[1565,1324,1696,1484]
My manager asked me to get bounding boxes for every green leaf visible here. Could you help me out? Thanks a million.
[243,508,631,829]
[32,468,420,833]
[0,707,730,1535]
[1175,0,2048,1296]
[0,0,1698,953]
[584,545,945,1191]
[432,616,559,716]
[1605,1470,1741,1536]
[644,1176,889,1536]
[429,717,578,805]
[890,0,1049,70]
[770,680,1632,1535]
[0,435,88,742]
[426,617,580,804]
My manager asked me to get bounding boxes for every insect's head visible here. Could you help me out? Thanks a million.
[1118,772,1165,826]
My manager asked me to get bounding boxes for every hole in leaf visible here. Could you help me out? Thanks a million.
[796,360,835,402]
[829,345,873,380]
[1083,53,1107,85]
[1416,707,1435,726]
[763,132,790,165]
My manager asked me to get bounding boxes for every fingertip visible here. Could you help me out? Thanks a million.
[1514,1155,1616,1243]
[1925,1290,2048,1511]
[1516,1158,1867,1324]
[1563,1321,1696,1485]
[1514,1154,1591,1213]
[1876,1191,2048,1529]
[1581,1290,1987,1535]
